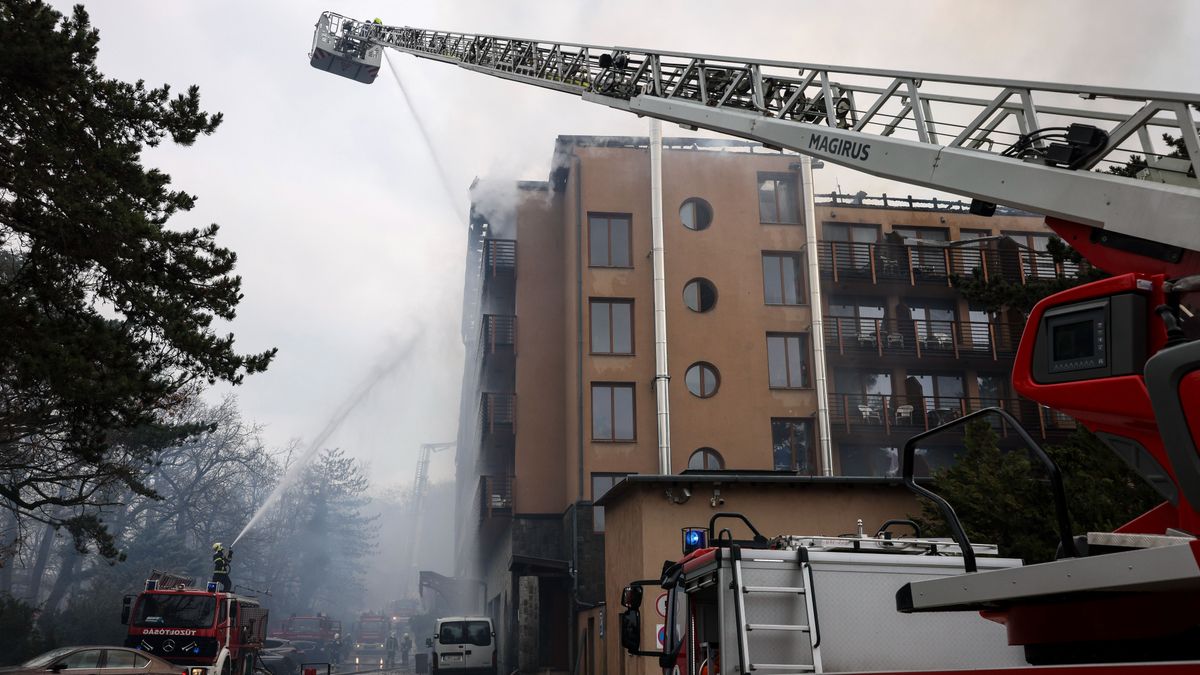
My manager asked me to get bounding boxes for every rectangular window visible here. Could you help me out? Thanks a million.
[589,214,632,267]
[1004,230,1061,279]
[838,445,901,478]
[894,226,950,276]
[762,253,804,305]
[911,372,966,409]
[590,299,633,354]
[591,472,629,532]
[976,374,1006,405]
[771,418,815,473]
[767,333,810,388]
[823,223,881,273]
[592,383,635,441]
[828,296,886,336]
[908,298,957,341]
[757,173,800,224]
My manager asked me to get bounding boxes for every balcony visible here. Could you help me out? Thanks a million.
[824,317,1023,362]
[478,474,514,524]
[815,241,1079,288]
[483,239,517,279]
[482,314,517,357]
[828,393,1076,441]
[480,392,516,435]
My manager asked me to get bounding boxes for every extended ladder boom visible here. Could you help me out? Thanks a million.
[310,12,1200,273]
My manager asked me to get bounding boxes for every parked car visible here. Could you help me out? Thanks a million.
[260,639,302,675]
[2,647,180,675]
[285,641,319,663]
[427,617,495,675]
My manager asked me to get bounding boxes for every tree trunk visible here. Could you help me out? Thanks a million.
[0,507,17,595]
[25,520,59,604]
[41,542,81,612]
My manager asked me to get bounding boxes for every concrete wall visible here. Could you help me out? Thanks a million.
[602,480,921,675]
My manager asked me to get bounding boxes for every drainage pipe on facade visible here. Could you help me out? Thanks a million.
[650,119,672,474]
[801,155,834,476]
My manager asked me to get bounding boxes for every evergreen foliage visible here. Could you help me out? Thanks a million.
[0,0,274,554]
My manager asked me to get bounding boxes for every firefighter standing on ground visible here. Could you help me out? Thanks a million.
[328,633,343,665]
[400,633,412,667]
[385,633,398,668]
[211,543,233,591]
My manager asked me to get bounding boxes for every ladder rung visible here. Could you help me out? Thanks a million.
[746,623,810,632]
[743,585,806,594]
[750,666,815,673]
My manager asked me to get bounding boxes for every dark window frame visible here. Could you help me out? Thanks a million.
[757,172,801,225]
[766,333,812,389]
[679,197,714,231]
[591,382,637,442]
[683,277,718,313]
[687,448,724,471]
[588,212,634,268]
[589,298,634,355]
[685,362,721,398]
[591,472,631,532]
[771,417,816,473]
[761,251,807,306]
[827,296,888,335]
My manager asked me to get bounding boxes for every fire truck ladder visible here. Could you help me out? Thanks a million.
[311,12,1200,260]
[730,545,822,674]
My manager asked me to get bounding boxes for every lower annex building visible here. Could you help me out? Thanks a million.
[451,135,1079,675]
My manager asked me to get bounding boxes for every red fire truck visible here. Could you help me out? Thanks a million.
[277,615,342,653]
[351,613,391,665]
[123,578,269,675]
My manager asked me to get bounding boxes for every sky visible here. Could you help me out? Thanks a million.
[54,0,1200,490]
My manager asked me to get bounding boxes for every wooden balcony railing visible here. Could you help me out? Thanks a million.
[815,241,1079,287]
[824,317,1024,361]
[828,393,1076,440]
[483,238,517,278]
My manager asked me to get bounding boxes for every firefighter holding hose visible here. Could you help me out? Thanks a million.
[212,542,233,591]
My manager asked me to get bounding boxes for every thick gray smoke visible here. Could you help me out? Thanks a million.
[232,336,417,546]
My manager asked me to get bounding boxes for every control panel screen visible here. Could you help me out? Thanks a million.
[1052,319,1096,361]
[1031,293,1146,384]
[1046,305,1107,374]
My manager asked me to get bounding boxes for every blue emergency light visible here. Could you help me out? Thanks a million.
[145,579,157,591]
[206,582,218,592]
[682,527,707,554]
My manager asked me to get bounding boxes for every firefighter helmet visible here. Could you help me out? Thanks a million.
[213,542,223,551]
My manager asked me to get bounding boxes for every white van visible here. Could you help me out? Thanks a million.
[428,616,495,675]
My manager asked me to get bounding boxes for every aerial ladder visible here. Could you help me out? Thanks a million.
[400,442,453,600]
[310,13,1200,672]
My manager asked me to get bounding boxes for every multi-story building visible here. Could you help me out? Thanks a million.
[452,135,1076,675]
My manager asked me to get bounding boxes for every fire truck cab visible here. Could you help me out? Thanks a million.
[351,613,392,665]
[122,579,268,675]
[277,615,341,656]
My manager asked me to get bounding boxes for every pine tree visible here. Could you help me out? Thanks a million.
[0,0,275,555]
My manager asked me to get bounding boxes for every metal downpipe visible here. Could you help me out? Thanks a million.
[650,119,672,474]
[802,156,834,476]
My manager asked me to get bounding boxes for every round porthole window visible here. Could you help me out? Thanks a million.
[683,278,717,313]
[680,198,713,231]
[685,362,720,398]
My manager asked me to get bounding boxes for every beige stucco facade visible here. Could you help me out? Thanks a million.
[598,478,922,675]
[457,135,1068,675]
